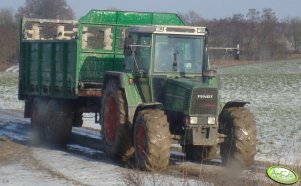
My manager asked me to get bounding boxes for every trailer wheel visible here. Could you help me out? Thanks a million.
[73,112,83,127]
[101,80,132,160]
[134,109,170,171]
[44,99,73,144]
[219,107,256,168]
[31,97,48,140]
[185,145,218,162]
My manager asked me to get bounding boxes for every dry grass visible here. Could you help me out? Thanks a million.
[0,62,10,71]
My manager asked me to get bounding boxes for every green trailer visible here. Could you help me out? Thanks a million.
[19,10,185,100]
[19,10,256,171]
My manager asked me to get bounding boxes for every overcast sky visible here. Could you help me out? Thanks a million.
[1,0,300,20]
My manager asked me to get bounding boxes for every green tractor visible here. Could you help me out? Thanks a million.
[101,25,257,170]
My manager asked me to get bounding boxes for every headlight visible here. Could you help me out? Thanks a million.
[190,117,198,124]
[208,117,216,125]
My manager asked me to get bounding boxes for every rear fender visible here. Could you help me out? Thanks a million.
[103,71,143,124]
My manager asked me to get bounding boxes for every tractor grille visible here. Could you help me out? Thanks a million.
[190,88,218,115]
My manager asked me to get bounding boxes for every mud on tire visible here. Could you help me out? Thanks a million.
[134,109,170,171]
[219,107,256,168]
[101,80,132,160]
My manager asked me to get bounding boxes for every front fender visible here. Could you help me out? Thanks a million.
[221,101,250,111]
[218,101,250,122]
[132,102,163,125]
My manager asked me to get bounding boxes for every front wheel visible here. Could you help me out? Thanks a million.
[219,107,256,168]
[134,109,170,171]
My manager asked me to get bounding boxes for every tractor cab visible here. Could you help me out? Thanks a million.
[123,25,216,104]
[124,25,209,76]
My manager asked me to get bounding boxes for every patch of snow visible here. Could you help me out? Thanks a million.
[67,144,104,156]
[5,65,19,73]
[0,163,73,186]
[219,59,301,165]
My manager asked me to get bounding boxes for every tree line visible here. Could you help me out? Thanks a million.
[180,9,301,61]
[1,0,301,70]
[0,0,74,70]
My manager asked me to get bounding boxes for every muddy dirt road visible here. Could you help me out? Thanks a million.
[0,110,119,186]
[0,109,282,186]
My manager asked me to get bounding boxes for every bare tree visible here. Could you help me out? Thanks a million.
[246,9,260,58]
[286,18,301,52]
[16,0,75,20]
[258,8,281,59]
[179,11,205,26]
[0,8,15,25]
[0,8,18,67]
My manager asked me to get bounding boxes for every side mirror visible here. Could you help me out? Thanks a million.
[123,36,132,56]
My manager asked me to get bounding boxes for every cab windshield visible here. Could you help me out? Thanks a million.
[154,35,204,73]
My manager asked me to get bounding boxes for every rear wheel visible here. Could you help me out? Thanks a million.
[44,99,73,144]
[31,97,48,140]
[134,109,170,171]
[185,145,218,162]
[219,107,256,168]
[101,80,132,160]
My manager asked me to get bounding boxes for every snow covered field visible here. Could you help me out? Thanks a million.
[218,59,301,164]
[1,59,301,165]
[0,72,23,110]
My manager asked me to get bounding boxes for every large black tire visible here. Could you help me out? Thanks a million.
[219,107,256,168]
[185,145,218,162]
[73,112,83,127]
[44,99,73,144]
[101,80,133,160]
[31,97,48,140]
[134,109,171,171]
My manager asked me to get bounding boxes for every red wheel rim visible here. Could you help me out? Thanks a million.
[104,95,118,145]
[136,124,146,160]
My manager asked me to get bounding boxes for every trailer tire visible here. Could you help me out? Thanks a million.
[219,107,256,168]
[31,97,48,140]
[44,99,73,144]
[185,145,218,162]
[73,112,83,127]
[134,109,170,171]
[101,80,133,160]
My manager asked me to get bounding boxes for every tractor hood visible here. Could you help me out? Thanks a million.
[162,77,218,115]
